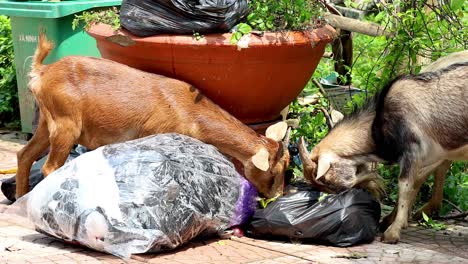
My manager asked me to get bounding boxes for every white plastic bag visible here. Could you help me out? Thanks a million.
[13,134,257,258]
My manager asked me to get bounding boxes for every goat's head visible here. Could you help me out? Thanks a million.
[244,122,291,198]
[298,136,384,199]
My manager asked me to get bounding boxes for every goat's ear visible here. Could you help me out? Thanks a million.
[251,148,270,171]
[265,121,288,141]
[316,154,333,180]
[331,109,344,124]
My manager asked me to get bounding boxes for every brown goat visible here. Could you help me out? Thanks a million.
[16,33,290,199]
[299,52,468,243]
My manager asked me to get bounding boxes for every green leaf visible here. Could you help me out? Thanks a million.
[258,195,279,208]
[451,0,464,11]
[230,31,243,44]
[258,22,266,31]
[237,23,252,34]
[266,21,274,29]
[422,212,429,222]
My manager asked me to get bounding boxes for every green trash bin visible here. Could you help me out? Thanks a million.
[0,0,121,133]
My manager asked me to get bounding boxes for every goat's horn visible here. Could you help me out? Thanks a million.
[298,137,335,193]
[298,137,314,172]
[282,127,291,148]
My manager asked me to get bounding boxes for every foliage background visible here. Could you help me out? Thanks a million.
[0,16,19,128]
[291,0,467,214]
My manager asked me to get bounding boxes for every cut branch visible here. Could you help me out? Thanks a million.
[434,211,468,220]
[324,13,388,37]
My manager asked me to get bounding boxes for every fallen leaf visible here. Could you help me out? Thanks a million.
[333,252,368,259]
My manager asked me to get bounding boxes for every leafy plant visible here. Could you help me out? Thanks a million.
[348,0,467,96]
[192,32,204,41]
[288,54,335,143]
[72,7,120,31]
[441,162,468,214]
[0,15,20,128]
[231,0,325,43]
[419,212,447,230]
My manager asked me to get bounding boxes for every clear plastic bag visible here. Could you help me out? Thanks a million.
[1,145,88,202]
[120,0,249,36]
[13,134,257,258]
[245,183,381,247]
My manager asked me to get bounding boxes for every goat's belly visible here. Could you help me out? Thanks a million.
[76,117,190,150]
[446,144,468,161]
[77,128,140,150]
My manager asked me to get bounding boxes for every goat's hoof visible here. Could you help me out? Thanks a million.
[381,228,401,244]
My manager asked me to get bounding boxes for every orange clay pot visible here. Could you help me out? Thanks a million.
[87,24,336,125]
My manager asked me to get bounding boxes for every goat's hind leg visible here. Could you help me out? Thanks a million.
[15,116,50,199]
[414,160,451,219]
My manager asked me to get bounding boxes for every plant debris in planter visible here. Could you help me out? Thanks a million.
[72,7,120,31]
[72,1,326,45]
[231,0,326,43]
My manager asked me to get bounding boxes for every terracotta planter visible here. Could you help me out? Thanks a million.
[87,24,336,124]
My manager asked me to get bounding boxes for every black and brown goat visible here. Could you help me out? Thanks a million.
[299,52,468,243]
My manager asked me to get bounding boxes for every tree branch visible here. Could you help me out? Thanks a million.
[443,198,463,213]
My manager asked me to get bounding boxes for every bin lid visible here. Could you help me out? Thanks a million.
[0,0,121,18]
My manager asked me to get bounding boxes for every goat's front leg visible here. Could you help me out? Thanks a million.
[382,152,421,244]
[42,120,79,176]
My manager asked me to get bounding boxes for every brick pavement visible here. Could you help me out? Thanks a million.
[0,131,467,264]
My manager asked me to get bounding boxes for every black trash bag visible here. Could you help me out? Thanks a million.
[245,185,381,247]
[1,145,88,202]
[12,134,257,259]
[120,0,249,37]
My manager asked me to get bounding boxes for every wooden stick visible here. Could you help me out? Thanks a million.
[312,79,328,99]
[319,107,334,130]
[323,13,388,36]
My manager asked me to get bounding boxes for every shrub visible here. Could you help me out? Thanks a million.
[0,15,19,128]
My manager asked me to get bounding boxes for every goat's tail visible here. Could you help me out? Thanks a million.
[31,31,54,73]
